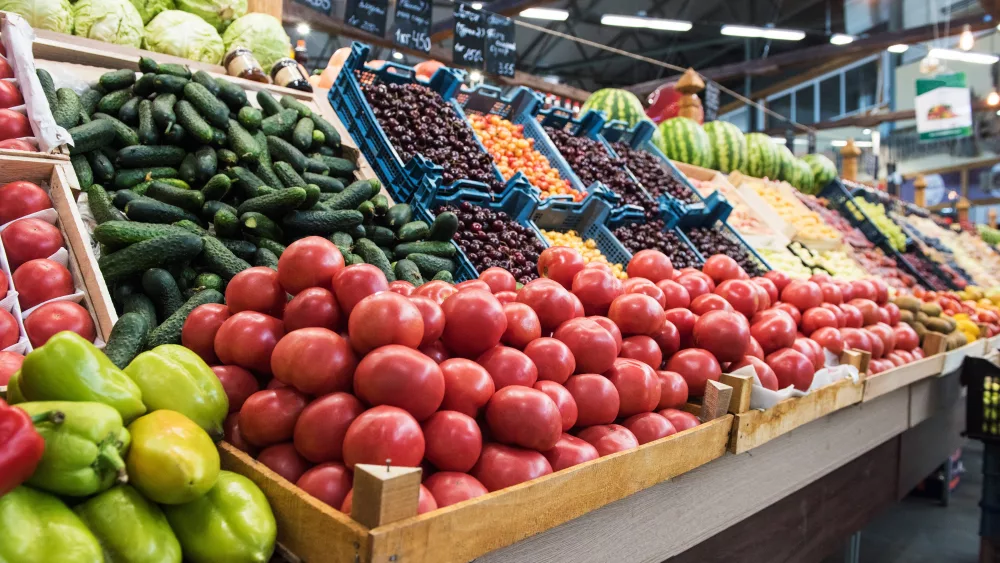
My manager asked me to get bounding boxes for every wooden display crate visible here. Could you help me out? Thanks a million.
[943,338,988,374]
[987,333,1000,352]
[861,332,948,402]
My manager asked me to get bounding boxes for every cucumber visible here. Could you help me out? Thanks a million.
[254,237,286,257]
[193,272,223,291]
[86,150,116,184]
[428,212,459,241]
[303,157,329,175]
[71,154,94,190]
[142,268,184,319]
[112,281,139,310]
[145,289,225,349]
[123,293,158,329]
[253,247,279,269]
[397,220,429,242]
[394,241,456,258]
[314,155,357,176]
[103,312,150,369]
[54,88,82,129]
[301,184,320,210]
[79,88,103,117]
[324,181,372,211]
[153,74,189,95]
[173,265,198,292]
[98,89,133,115]
[98,233,204,283]
[173,219,208,236]
[113,167,178,189]
[227,119,260,164]
[311,114,342,148]
[117,145,187,168]
[93,221,192,247]
[112,189,141,210]
[201,200,237,222]
[372,194,389,215]
[198,236,251,280]
[260,108,298,137]
[409,253,456,278]
[125,197,203,225]
[137,99,159,145]
[79,110,92,125]
[256,186,278,196]
[274,161,306,188]
[346,223,366,240]
[87,184,127,224]
[92,113,140,147]
[280,95,312,118]
[344,253,364,266]
[145,181,203,212]
[292,118,314,151]
[138,57,159,73]
[282,209,363,236]
[394,259,424,286]
[134,178,189,194]
[386,204,413,229]
[238,106,262,131]
[99,69,136,91]
[151,93,177,133]
[192,70,220,96]
[133,73,156,97]
[211,125,228,148]
[253,161,283,193]
[219,239,257,261]
[355,238,395,281]
[194,146,217,183]
[163,124,186,145]
[216,148,238,168]
[68,119,116,154]
[201,174,231,200]
[364,224,395,247]
[178,153,198,185]
[312,130,325,145]
[37,68,58,111]
[117,96,139,125]
[237,187,307,218]
[242,211,284,242]
[305,173,344,193]
[432,270,454,283]
[158,63,192,78]
[214,78,247,111]
[357,199,375,220]
[213,208,240,238]
[256,90,284,116]
[183,81,229,128]
[227,166,267,198]
[175,100,213,143]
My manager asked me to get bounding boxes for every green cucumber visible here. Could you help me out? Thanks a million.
[311,114,342,148]
[238,106,262,131]
[92,113,140,147]
[173,219,208,236]
[409,253,456,278]
[254,237,286,257]
[178,153,198,185]
[213,208,240,238]
[163,124,186,145]
[253,248,279,269]
[103,312,150,369]
[194,146,217,182]
[274,161,306,188]
[214,78,247,111]
[79,88,103,117]
[146,181,204,212]
[93,221,192,247]
[256,90,283,116]
[37,68,58,111]
[394,259,424,286]
[280,95,312,118]
[282,209,363,236]
[68,119,116,154]
[191,70,220,96]
[157,63,191,79]
[133,73,156,97]
[117,145,187,168]
[227,119,260,164]
[305,173,343,193]
[201,174,231,200]
[397,220,429,242]
[198,236,251,280]
[112,190,141,210]
[301,184,320,209]
[117,96,139,125]
[183,81,229,128]
[72,154,94,189]
[98,89,132,115]
[86,151,115,184]
[386,204,413,229]
[175,100,213,143]
[394,241,456,258]
[364,224,395,247]
[98,233,203,283]
[99,69,136,91]
[113,167,178,189]
[260,108,298,137]
[216,148,238,168]
[219,238,257,261]
[303,157,329,175]
[323,181,372,211]
[54,88,82,129]
[344,253,364,266]
[151,93,177,133]
[201,200,237,222]
[312,130,325,145]
[355,238,395,281]
[292,118,314,151]
[87,184,127,224]
[137,99,159,145]
[241,212,283,241]
[142,268,185,319]
[125,197,203,225]
[253,161,283,193]
[123,293,158,329]
[145,289,225,349]
[138,57,159,73]
[153,74,189,95]
[314,155,357,176]
[237,187,307,218]
[227,166,267,198]
[372,194,389,215]
[193,272,222,291]
[432,270,454,283]
[428,212,459,241]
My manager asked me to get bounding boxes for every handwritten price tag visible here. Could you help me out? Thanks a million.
[452,3,485,70]
[392,0,432,53]
[345,0,388,37]
[485,13,515,77]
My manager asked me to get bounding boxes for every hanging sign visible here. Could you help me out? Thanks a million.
[915,72,973,142]
[293,0,332,17]
[344,0,389,36]
[702,81,720,122]
[392,0,432,53]
[453,3,486,69]
[485,13,516,77]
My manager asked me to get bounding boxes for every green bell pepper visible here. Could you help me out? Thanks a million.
[18,401,130,497]
[75,485,182,563]
[125,344,228,439]
[20,332,146,423]
[0,486,104,563]
[163,471,277,563]
[4,370,24,404]
[127,410,219,505]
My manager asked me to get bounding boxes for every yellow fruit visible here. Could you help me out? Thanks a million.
[541,229,627,280]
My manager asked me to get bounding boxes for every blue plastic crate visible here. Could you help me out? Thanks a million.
[531,195,637,268]
[604,205,704,267]
[678,216,773,276]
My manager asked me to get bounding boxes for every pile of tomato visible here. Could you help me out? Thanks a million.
[0,43,37,152]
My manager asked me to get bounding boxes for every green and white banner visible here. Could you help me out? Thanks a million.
[915,72,973,142]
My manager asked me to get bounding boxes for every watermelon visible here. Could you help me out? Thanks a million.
[702,121,747,174]
[802,153,837,189]
[775,143,797,182]
[785,158,816,194]
[580,88,647,127]
[745,133,780,179]
[655,117,713,168]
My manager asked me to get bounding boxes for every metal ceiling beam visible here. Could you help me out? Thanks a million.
[429,0,554,42]
[533,36,732,74]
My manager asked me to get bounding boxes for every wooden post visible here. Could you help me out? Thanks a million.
[914,174,928,208]
[840,349,871,377]
[840,139,862,182]
[248,0,282,20]
[675,68,705,123]
[957,197,971,224]
[922,331,947,356]
[719,373,753,414]
[989,208,997,229]
[699,380,734,422]
[350,463,422,529]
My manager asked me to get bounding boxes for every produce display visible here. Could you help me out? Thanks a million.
[610,141,699,204]
[900,214,999,288]
[702,121,747,174]
[579,88,647,128]
[654,116,713,169]
[612,219,701,269]
[745,133,779,179]
[746,178,842,242]
[851,199,907,251]
[801,154,837,189]
[787,243,869,281]
[436,201,543,284]
[781,155,815,194]
[793,191,871,248]
[541,229,626,280]
[688,178,774,237]
[893,294,985,350]
[682,226,766,277]
[899,252,950,291]
[0,42,40,153]
[757,247,815,279]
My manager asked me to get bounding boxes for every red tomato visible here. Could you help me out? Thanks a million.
[533,380,578,431]
[884,303,901,325]
[342,405,425,469]
[0,272,6,297]
[542,433,599,471]
[553,318,617,375]
[423,472,488,507]
[836,281,855,302]
[479,267,516,293]
[702,255,743,284]
[272,327,357,395]
[564,374,619,426]
[439,358,494,417]
[841,327,872,354]
[651,319,680,359]
[820,284,843,305]
[781,280,823,311]
[215,311,284,375]
[839,303,864,328]
[576,424,639,456]
[693,310,751,363]
[690,293,734,316]
[849,299,880,326]
[766,348,815,391]
[664,308,698,349]
[583,262,612,273]
[750,311,797,354]
[0,139,34,151]
[655,370,688,409]
[748,336,765,359]
[866,323,897,355]
[13,258,72,310]
[893,324,920,351]
[676,273,712,300]
[523,337,575,384]
[605,358,660,417]
[257,443,312,483]
[627,249,674,282]
[714,279,759,318]
[226,267,285,317]
[763,270,791,292]
[354,345,443,421]
[413,280,457,304]
[501,302,541,349]
[659,408,699,431]
[656,279,691,309]
[422,410,483,472]
[623,412,676,444]
[729,356,779,391]
[588,316,623,354]
[810,326,844,355]
[408,296,445,348]
[293,392,365,463]
[665,348,721,396]
[517,280,576,332]
[239,388,309,446]
[471,443,552,491]
[442,290,506,358]
[278,237,344,295]
[751,277,779,305]
[456,280,491,293]
[772,302,802,326]
[212,365,259,413]
[877,307,891,325]
[388,280,415,296]
[538,246,586,288]
[899,349,917,362]
[297,462,353,509]
[0,350,22,384]
[486,385,561,451]
[24,301,94,346]
[619,335,663,369]
[0,181,50,225]
[0,81,23,109]
[623,278,667,309]
[571,267,623,316]
[2,218,62,270]
[284,288,342,332]
[348,291,424,353]
[224,413,257,456]
[332,264,388,317]
[793,337,825,371]
[477,345,538,389]
[870,278,889,305]
[801,307,838,335]
[493,290,517,305]
[181,303,231,364]
[607,293,664,336]
[850,280,876,301]
[864,328,884,359]
[0,57,10,78]
[0,109,30,141]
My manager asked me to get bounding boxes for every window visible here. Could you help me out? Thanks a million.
[844,60,878,114]
[721,107,749,132]
[768,94,792,129]
[795,85,816,125]
[819,76,840,121]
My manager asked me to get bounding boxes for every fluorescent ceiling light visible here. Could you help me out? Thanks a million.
[392,51,403,60]
[601,14,692,32]
[887,44,909,53]
[519,8,568,20]
[720,25,805,41]
[296,23,310,35]
[469,70,483,81]
[471,2,482,9]
[830,33,853,45]
[928,48,999,65]
[862,128,871,135]
[831,140,872,147]
[770,137,787,144]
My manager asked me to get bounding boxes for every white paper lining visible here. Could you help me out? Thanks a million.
[740,348,861,410]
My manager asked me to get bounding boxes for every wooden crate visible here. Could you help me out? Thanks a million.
[942,338,988,374]
[988,333,1000,352]
[861,353,945,402]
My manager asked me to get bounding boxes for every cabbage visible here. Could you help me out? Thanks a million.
[143,10,223,64]
[73,0,143,48]
[176,0,244,32]
[129,0,173,24]
[0,0,74,33]
[221,13,289,73]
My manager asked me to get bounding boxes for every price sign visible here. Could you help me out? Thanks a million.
[345,0,389,37]
[294,0,332,16]
[392,0,432,53]
[703,81,720,122]
[485,13,515,77]
[452,3,485,69]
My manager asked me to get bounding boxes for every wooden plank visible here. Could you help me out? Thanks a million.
[908,366,964,427]
[862,353,946,402]
[943,338,988,373]
[365,416,733,563]
[351,464,422,529]
[720,373,752,414]
[988,333,1000,352]
[700,380,733,422]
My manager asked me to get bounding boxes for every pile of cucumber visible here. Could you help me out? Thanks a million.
[46,57,460,364]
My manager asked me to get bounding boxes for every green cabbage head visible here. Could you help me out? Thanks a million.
[221,13,289,73]
[143,10,223,64]
[129,0,173,24]
[73,0,144,48]
[0,0,74,33]
[176,0,244,32]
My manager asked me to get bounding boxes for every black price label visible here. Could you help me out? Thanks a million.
[392,0,432,53]
[485,13,515,77]
[453,3,485,69]
[294,0,332,16]
[345,0,389,37]
[703,81,720,122]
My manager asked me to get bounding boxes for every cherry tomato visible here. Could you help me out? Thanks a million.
[479,267,516,293]
[342,405,425,469]
[471,443,552,491]
[354,345,444,421]
[293,392,365,463]
[588,316,623,355]
[620,335,662,369]
[423,472,488,508]
[182,303,231,364]
[571,267,623,316]
[272,327,357,395]
[501,302,541,349]
[655,370,688,409]
[348,291,424,354]
[442,290,506,358]
[257,443,311,483]
[12,259,72,310]
[409,296,445,347]
[532,380,578,431]
[439,358,494,417]
[332,264,388,317]
[577,424,639,456]
[523,337,575,384]
[215,311,284,376]
[659,408,699,431]
[517,279,576,332]
[607,293,665,336]
[212,365,259,413]
[564,374,619,426]
[24,301,95,346]
[553,318,617,375]
[693,309,751,363]
[665,348,721,396]
[627,249,674,282]
[538,246,586,288]
[297,462,353,509]
[224,413,257,456]
[623,412,676,445]
[422,410,483,472]
[605,358,660,417]
[0,350,23,385]
[413,280,457,304]
[225,267,286,317]
[239,388,309,446]
[2,218,62,270]
[541,433,599,471]
[284,288,342,332]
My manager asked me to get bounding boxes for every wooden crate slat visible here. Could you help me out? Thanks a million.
[862,353,946,402]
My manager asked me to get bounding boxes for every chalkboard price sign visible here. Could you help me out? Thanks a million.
[453,3,485,69]
[345,0,389,37]
[703,81,720,122]
[293,0,332,17]
[393,0,432,53]
[485,13,515,77]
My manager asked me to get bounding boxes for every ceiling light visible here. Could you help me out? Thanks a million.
[959,24,974,51]
[928,48,998,65]
[469,70,483,82]
[988,90,1000,106]
[862,128,871,135]
[831,140,873,147]
[392,51,403,60]
[296,23,310,35]
[887,44,909,53]
[471,2,483,9]
[519,8,568,20]
[720,25,805,41]
[770,137,787,144]
[830,33,854,45]
[601,14,692,31]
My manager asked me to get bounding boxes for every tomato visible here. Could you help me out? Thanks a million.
[801,307,838,336]
[820,303,846,328]
[655,370,688,409]
[284,288,342,332]
[793,337,825,371]
[215,311,284,375]
[224,413,257,456]
[272,327,357,395]
[876,307,890,325]
[781,280,823,311]
[531,380,577,431]
[693,310,750,363]
[538,246,586,288]
[606,358,660,417]
[623,278,667,308]
[542,433,599,471]
[212,365,258,413]
[553,318,617,375]
[472,443,552,491]
[870,278,889,305]
[278,237,345,295]
[456,280,491,293]
[424,472,488,507]
[342,405,425,469]
[884,303,901,326]
[0,181,50,225]
[0,350,22,385]
[332,264,388,317]
[493,290,517,305]
[664,308,698,349]
[751,277,779,305]
[850,280,876,301]
[388,280,415,296]
[348,291,424,354]
[523,337,575,384]
[623,412,676,445]
[0,109,31,141]
[810,326,844,355]
[818,283,843,305]
[864,328,884,359]
[620,335,662,369]
[486,385,562,451]
[583,261,612,273]
[748,336,765,359]
[729,356,779,391]
[650,319,680,360]
[576,424,639,456]
[659,408,699,431]
[439,358,494,417]
[656,279,691,309]
[257,443,312,483]
[772,302,802,326]
[2,218,62,270]
[354,345,443,420]
[763,270,791,292]
[477,345,538,389]
[564,374,619,426]
[0,56,10,78]
[419,341,450,364]
[690,294,734,317]
[849,299,880,326]
[841,327,872,354]
[703,255,743,284]
[225,267,286,317]
[866,323,897,356]
[839,303,864,328]
[900,349,918,362]
[181,303,231,364]
[442,290,506,358]
[292,392,365,463]
[666,348,721,396]
[479,267,517,293]
[607,293,664,336]
[676,273,712,300]
[588,316,623,354]
[894,323,920,351]
[267,379,287,390]
[571,267,623,316]
[627,249,674,282]
[297,462,353,509]
[713,279,759,319]
[239,388,309,446]
[13,258,72,310]
[517,280,576,332]
[500,302,541,349]
[0,81,23,109]
[0,139,34,151]
[750,311,796,354]
[766,348,815,391]
[422,410,483,472]
[413,280,458,304]
[24,301,94,346]
[834,280,854,302]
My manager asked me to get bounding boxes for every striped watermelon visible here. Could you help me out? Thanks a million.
[655,117,713,168]
[785,158,816,194]
[702,121,747,173]
[802,153,837,189]
[745,133,780,179]
[580,88,646,127]
[775,143,797,182]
